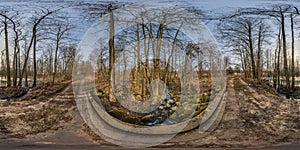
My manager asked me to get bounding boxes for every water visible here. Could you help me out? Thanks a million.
[264,77,300,87]
[0,79,36,87]
[143,89,175,126]
[0,99,8,102]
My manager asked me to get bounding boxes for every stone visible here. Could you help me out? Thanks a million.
[123,116,141,124]
[141,114,156,123]
[169,99,175,104]
[171,106,178,111]
[108,109,125,120]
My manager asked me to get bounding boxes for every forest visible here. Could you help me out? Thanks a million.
[0,1,299,149]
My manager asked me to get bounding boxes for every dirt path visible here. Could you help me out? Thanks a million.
[0,76,299,149]
[156,76,299,148]
[26,85,95,145]
[0,84,99,146]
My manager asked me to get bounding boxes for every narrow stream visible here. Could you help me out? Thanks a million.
[142,89,176,126]
[263,77,300,101]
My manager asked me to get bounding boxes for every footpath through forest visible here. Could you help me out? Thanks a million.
[0,75,299,149]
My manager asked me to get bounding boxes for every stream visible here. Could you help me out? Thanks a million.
[263,77,300,101]
[142,90,177,126]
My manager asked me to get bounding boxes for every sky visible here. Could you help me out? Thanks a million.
[0,0,300,60]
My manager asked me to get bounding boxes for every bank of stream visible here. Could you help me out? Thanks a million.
[262,77,300,100]
[96,88,213,126]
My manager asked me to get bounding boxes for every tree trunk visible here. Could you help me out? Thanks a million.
[33,35,37,87]
[4,20,11,87]
[141,23,149,97]
[277,29,281,90]
[273,28,281,88]
[281,12,290,98]
[165,23,183,83]
[53,35,60,84]
[25,63,28,87]
[18,28,35,86]
[291,14,295,91]
[108,5,116,102]
[247,22,256,79]
[136,24,141,92]
[18,10,53,86]
[12,32,19,86]
[257,25,262,81]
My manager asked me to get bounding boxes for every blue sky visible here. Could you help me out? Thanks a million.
[0,0,300,59]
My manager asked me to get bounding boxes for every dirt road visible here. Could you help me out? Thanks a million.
[0,76,299,149]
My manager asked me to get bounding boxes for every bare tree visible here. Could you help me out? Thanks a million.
[108,4,116,102]
[52,20,72,84]
[18,8,55,87]
[2,17,11,87]
[218,17,264,79]
[223,5,299,97]
[290,7,299,90]
[0,10,21,87]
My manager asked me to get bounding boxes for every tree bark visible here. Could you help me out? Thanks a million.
[33,35,37,87]
[257,24,262,81]
[136,24,141,92]
[277,28,281,89]
[247,21,256,79]
[53,32,60,84]
[4,19,11,87]
[108,4,116,102]
[281,12,290,98]
[291,13,295,91]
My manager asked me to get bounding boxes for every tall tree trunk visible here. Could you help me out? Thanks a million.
[149,23,155,81]
[155,23,163,77]
[164,23,183,83]
[25,63,28,87]
[18,47,21,85]
[53,35,60,84]
[142,23,149,97]
[0,13,20,87]
[108,4,116,102]
[153,23,164,96]
[136,24,141,92]
[18,10,53,86]
[291,14,295,91]
[247,22,256,79]
[273,28,281,88]
[277,28,281,89]
[12,37,19,86]
[12,44,17,86]
[257,25,262,81]
[281,12,290,98]
[4,20,11,87]
[33,35,37,87]
[18,29,35,86]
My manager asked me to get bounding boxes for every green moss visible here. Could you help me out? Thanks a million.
[123,116,141,124]
[141,114,156,123]
[108,109,125,120]
[97,90,109,99]
[197,94,209,103]
[193,104,208,117]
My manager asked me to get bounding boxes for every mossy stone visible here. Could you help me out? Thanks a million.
[108,109,125,120]
[141,114,156,123]
[123,116,141,124]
